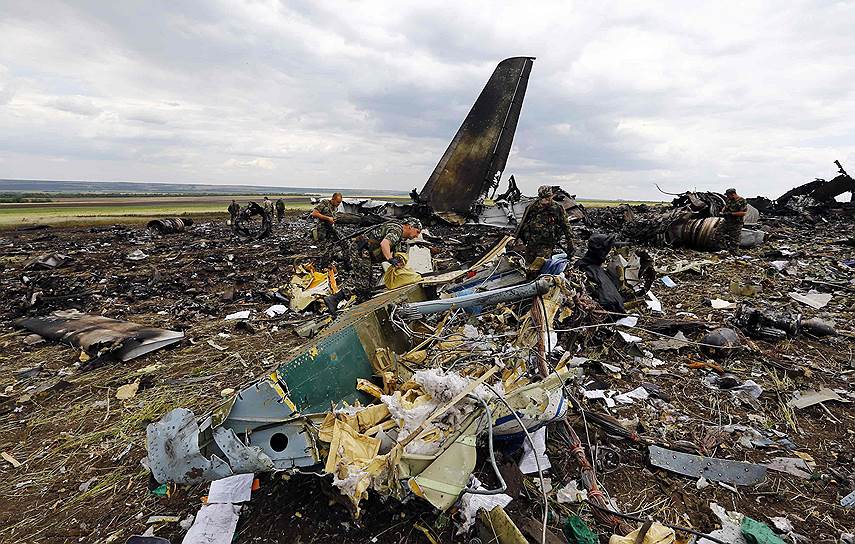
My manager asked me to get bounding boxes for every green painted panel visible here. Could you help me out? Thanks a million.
[277,325,374,414]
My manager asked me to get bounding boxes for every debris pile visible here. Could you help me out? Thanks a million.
[0,56,853,543]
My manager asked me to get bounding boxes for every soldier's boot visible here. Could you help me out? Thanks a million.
[323,290,348,315]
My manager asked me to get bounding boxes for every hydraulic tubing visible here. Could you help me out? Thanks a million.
[397,276,554,320]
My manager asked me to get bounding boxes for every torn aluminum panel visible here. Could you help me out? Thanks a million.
[24,253,70,270]
[648,445,767,486]
[419,57,534,221]
[146,408,234,484]
[410,414,480,510]
[15,309,183,362]
[147,286,423,484]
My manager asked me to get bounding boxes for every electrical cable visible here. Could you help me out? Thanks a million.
[461,394,507,495]
[485,383,548,544]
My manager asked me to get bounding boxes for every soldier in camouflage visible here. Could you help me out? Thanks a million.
[310,192,343,242]
[516,186,574,274]
[721,188,747,251]
[325,218,422,312]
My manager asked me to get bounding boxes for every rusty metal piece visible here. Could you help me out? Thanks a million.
[419,57,535,220]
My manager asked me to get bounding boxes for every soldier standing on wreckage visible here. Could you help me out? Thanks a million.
[275,198,286,223]
[262,196,274,226]
[323,218,423,312]
[310,192,343,242]
[227,199,240,229]
[516,185,574,277]
[721,188,747,251]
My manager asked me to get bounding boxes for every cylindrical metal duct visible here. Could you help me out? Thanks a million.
[396,276,555,320]
[668,217,723,249]
[147,217,193,234]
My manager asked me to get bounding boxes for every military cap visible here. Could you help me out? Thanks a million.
[403,218,423,230]
[538,185,553,198]
[725,188,736,195]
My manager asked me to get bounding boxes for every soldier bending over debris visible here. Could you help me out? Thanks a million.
[324,218,422,312]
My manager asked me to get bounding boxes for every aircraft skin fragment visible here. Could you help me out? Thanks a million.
[420,57,535,217]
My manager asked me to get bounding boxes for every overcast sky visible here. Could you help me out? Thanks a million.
[2,1,854,199]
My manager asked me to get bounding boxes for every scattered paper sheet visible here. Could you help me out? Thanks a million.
[264,305,287,317]
[788,291,832,309]
[182,503,241,544]
[616,315,638,327]
[224,310,250,320]
[618,331,641,343]
[615,386,649,404]
[207,473,254,504]
[518,427,551,474]
[710,298,735,309]
[645,291,662,313]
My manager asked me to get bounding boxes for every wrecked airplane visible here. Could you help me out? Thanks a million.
[318,56,574,230]
[146,238,578,516]
[771,160,855,213]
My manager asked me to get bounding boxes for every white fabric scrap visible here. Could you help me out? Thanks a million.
[518,427,551,474]
[788,291,832,309]
[556,480,588,504]
[207,473,254,504]
[457,478,512,533]
[182,503,241,544]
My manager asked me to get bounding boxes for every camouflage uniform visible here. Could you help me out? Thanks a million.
[275,198,285,223]
[312,199,339,242]
[350,222,404,297]
[227,201,240,229]
[518,199,574,265]
[721,196,747,250]
[262,199,274,226]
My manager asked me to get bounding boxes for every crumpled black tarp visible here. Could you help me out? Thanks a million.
[575,233,625,314]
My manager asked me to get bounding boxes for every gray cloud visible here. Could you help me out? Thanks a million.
[1,1,854,199]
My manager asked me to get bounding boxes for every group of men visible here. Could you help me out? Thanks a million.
[224,184,747,311]
[303,192,424,311]
[227,196,286,227]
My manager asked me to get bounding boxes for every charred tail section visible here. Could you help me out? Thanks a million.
[419,57,535,221]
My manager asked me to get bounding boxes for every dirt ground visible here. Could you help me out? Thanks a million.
[0,207,853,543]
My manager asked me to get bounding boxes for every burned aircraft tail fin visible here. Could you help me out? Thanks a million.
[419,57,535,219]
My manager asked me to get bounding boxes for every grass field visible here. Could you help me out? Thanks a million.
[0,195,663,228]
